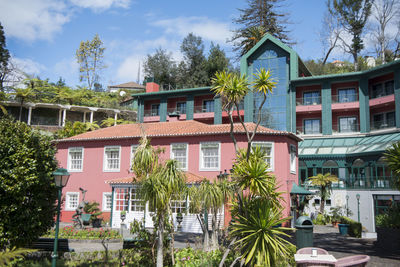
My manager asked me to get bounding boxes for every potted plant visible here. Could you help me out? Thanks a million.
[83,201,103,228]
[329,206,343,227]
[120,210,127,223]
[176,211,183,230]
[338,217,350,236]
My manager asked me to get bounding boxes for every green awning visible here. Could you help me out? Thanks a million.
[290,182,314,195]
[299,132,400,156]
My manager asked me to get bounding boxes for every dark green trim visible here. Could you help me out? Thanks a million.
[110,187,114,227]
[186,95,194,120]
[160,96,167,122]
[214,96,222,124]
[291,60,400,84]
[359,77,370,133]
[131,87,211,98]
[395,69,400,128]
[321,81,332,135]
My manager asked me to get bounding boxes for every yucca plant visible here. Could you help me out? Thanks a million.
[230,197,294,266]
[384,141,400,190]
[0,247,36,266]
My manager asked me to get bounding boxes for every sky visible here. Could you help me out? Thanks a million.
[0,0,348,88]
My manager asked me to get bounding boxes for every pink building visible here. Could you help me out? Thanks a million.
[56,120,300,231]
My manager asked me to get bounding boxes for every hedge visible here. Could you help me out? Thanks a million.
[340,216,362,238]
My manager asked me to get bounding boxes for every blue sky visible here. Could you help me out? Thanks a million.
[1,0,331,88]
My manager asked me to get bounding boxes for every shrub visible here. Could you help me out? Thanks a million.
[375,203,400,229]
[42,226,121,240]
[340,216,362,238]
[313,213,329,225]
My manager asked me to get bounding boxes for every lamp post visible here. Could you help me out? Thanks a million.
[356,194,360,223]
[52,168,70,267]
[346,195,349,217]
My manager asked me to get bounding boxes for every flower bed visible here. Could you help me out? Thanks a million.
[42,226,121,240]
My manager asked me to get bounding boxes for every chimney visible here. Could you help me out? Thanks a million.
[146,82,159,93]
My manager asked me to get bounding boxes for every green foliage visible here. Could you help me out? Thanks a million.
[340,216,362,238]
[83,201,102,220]
[230,197,295,266]
[205,43,230,82]
[143,48,178,90]
[304,59,357,75]
[42,226,121,240]
[55,121,100,138]
[231,0,292,57]
[0,247,36,266]
[76,34,106,90]
[375,203,400,229]
[330,206,352,222]
[384,141,400,190]
[174,248,231,267]
[308,173,338,214]
[313,213,329,225]
[0,116,58,249]
[0,22,10,92]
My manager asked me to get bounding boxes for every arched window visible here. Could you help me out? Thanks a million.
[350,159,365,188]
[353,158,364,167]
[322,160,338,177]
[376,156,391,186]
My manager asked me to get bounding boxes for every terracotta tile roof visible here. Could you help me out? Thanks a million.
[108,81,145,89]
[58,120,301,142]
[105,172,206,185]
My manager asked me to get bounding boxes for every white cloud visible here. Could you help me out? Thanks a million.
[12,57,46,76]
[116,54,143,82]
[0,0,71,42]
[54,57,80,85]
[69,0,131,11]
[151,16,232,44]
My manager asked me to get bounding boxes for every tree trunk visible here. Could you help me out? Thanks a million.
[18,99,24,122]
[219,237,237,267]
[353,52,358,71]
[320,198,325,214]
[211,212,219,250]
[156,217,164,267]
[203,229,210,251]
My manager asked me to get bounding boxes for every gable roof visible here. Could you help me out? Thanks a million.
[58,120,301,142]
[108,81,145,89]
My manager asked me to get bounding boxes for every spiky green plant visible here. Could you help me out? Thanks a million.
[384,141,400,190]
[0,248,36,266]
[308,173,338,214]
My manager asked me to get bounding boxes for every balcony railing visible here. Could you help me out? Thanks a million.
[194,105,214,113]
[296,126,322,135]
[331,94,358,103]
[302,176,396,190]
[296,97,321,106]
[143,109,159,117]
[371,120,395,131]
[167,107,186,115]
[332,123,360,133]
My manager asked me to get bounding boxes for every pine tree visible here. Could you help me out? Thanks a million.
[143,48,178,90]
[0,22,10,92]
[231,0,292,57]
[205,43,230,84]
[329,0,373,70]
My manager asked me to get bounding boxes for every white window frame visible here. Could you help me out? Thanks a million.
[290,144,297,174]
[199,142,220,171]
[102,192,112,211]
[170,143,188,171]
[251,141,274,171]
[65,192,79,211]
[67,147,84,172]
[103,146,121,172]
[130,145,138,171]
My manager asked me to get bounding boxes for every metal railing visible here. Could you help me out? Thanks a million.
[167,107,186,115]
[371,120,396,131]
[303,176,396,190]
[143,109,159,117]
[296,97,321,106]
[194,105,214,113]
[332,123,360,133]
[331,94,358,103]
[296,126,322,135]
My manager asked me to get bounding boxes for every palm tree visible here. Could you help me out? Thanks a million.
[12,88,35,121]
[308,173,338,214]
[239,26,267,57]
[230,197,294,266]
[133,137,186,267]
[384,141,400,190]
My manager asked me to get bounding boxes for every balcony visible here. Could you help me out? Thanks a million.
[371,120,396,131]
[296,126,322,135]
[331,93,358,103]
[296,97,321,106]
[332,123,360,134]
[303,176,396,190]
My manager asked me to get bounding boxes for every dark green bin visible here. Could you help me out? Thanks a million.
[295,216,314,249]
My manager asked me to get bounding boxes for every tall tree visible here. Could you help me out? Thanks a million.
[143,48,178,90]
[231,0,292,57]
[0,22,10,92]
[370,0,399,63]
[0,116,58,249]
[76,34,106,90]
[320,10,343,65]
[205,43,230,84]
[179,33,208,88]
[329,0,373,70]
